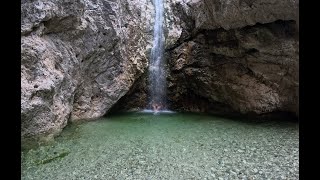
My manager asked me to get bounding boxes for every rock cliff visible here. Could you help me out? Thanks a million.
[111,0,299,117]
[21,0,154,143]
[21,0,299,144]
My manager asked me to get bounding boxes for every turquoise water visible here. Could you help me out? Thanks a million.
[21,112,299,179]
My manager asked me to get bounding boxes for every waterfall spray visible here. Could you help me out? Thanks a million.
[148,0,166,112]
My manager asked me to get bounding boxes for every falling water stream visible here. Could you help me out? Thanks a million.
[148,0,166,111]
[21,1,299,179]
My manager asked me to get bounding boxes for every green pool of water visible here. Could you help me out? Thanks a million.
[21,112,299,179]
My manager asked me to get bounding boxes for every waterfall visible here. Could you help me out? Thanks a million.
[148,0,166,112]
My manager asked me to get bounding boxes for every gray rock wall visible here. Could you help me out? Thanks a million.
[21,0,154,142]
[162,0,299,115]
[111,0,299,117]
[167,21,298,115]
[21,0,299,144]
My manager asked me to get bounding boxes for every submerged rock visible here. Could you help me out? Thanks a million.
[35,150,70,165]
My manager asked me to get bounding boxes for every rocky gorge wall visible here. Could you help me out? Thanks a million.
[21,0,154,144]
[111,0,299,117]
[21,0,299,144]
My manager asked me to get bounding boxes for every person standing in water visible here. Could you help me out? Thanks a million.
[152,102,162,112]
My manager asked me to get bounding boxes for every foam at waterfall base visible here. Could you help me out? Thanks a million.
[139,109,176,115]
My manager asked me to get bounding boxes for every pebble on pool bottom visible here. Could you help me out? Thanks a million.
[21,112,299,179]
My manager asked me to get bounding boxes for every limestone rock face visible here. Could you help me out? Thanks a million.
[167,21,298,115]
[21,0,299,144]
[163,0,298,48]
[161,0,299,116]
[21,35,80,140]
[21,0,153,141]
[112,0,299,117]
